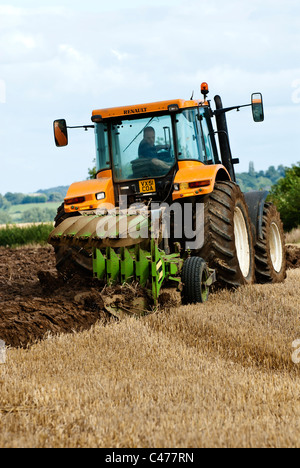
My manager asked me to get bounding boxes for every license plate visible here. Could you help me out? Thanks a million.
[139,179,156,194]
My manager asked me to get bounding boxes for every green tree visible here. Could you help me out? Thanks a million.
[4,192,25,205]
[22,194,47,204]
[269,162,300,231]
[0,195,11,210]
[277,165,286,178]
[87,159,97,179]
[48,192,63,202]
[265,166,278,183]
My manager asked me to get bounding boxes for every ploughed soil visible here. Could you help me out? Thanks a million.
[0,245,299,349]
[0,246,155,349]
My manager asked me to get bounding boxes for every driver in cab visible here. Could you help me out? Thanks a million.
[138,127,171,170]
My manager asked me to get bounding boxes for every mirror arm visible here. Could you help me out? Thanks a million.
[67,125,95,131]
[214,103,251,116]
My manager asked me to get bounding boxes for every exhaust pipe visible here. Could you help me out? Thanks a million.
[214,95,236,182]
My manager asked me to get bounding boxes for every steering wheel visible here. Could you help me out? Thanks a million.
[156,146,172,162]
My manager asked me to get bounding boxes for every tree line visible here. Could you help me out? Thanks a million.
[268,162,300,232]
[235,162,299,231]
[236,163,286,192]
[0,191,64,209]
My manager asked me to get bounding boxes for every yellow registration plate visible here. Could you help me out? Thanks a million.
[139,179,156,194]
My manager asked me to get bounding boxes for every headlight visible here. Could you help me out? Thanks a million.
[173,184,180,191]
[96,192,105,200]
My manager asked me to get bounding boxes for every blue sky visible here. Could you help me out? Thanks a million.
[0,0,299,194]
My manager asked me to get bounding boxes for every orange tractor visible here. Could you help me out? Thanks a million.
[49,83,286,308]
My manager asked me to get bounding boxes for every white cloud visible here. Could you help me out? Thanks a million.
[0,5,23,15]
[15,33,36,49]
[0,4,66,16]
[111,49,130,62]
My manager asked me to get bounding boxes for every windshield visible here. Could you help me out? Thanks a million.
[94,108,217,178]
[108,115,175,181]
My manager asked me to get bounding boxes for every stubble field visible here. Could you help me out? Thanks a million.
[0,245,299,448]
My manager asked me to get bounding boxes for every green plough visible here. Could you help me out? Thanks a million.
[92,239,184,304]
[48,208,216,314]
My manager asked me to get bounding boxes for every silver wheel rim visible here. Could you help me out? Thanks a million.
[234,207,251,278]
[269,222,283,272]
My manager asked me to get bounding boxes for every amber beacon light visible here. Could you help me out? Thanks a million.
[201,82,209,97]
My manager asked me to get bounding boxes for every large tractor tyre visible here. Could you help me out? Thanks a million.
[182,257,210,304]
[254,203,287,284]
[198,181,255,288]
[53,204,93,277]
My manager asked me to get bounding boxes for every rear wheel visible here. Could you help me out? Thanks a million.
[198,181,255,288]
[254,203,287,283]
[54,204,93,276]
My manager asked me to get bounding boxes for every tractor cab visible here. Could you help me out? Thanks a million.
[91,99,220,206]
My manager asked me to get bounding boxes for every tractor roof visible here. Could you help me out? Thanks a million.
[92,98,207,121]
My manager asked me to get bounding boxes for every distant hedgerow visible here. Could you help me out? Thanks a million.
[0,224,54,247]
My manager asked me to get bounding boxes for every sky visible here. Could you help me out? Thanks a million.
[0,0,299,194]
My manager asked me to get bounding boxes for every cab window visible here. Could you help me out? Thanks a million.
[176,109,205,162]
[198,111,214,163]
[95,122,110,172]
[176,108,217,164]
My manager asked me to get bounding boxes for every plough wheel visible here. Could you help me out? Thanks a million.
[182,256,210,304]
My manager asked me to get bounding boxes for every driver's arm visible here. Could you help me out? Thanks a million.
[151,158,171,169]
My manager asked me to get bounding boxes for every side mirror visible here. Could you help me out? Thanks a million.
[53,119,68,147]
[251,93,264,122]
